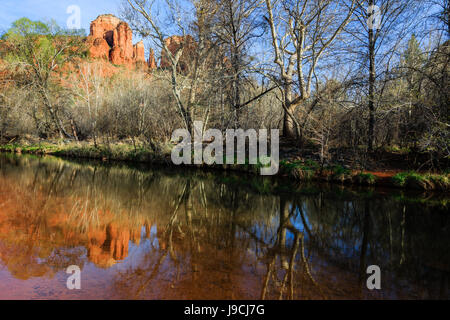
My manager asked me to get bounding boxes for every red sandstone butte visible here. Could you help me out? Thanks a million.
[148,48,157,70]
[87,14,145,68]
[133,40,146,64]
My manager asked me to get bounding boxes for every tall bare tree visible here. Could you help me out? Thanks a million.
[123,0,196,133]
[213,0,265,128]
[348,0,420,151]
[263,0,358,140]
[3,18,85,139]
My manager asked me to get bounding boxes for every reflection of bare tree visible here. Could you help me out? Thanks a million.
[114,179,190,299]
[260,196,325,300]
[358,200,371,298]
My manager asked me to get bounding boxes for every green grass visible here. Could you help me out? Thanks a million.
[392,172,409,187]
[0,143,59,154]
[329,165,352,183]
[392,171,450,190]
[385,145,411,154]
[355,172,376,185]
[279,160,319,180]
[0,142,166,164]
[427,174,450,190]
[331,165,350,176]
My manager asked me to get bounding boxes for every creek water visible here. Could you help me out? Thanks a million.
[0,153,448,299]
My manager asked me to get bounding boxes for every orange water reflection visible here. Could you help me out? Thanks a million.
[0,154,448,299]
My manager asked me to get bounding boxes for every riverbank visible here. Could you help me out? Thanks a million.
[1,141,449,192]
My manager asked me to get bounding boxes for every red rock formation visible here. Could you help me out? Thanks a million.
[110,22,134,65]
[88,38,110,60]
[148,48,157,70]
[89,15,120,40]
[133,40,146,66]
[86,15,200,72]
[87,14,146,69]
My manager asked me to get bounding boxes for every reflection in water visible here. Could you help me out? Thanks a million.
[0,154,448,299]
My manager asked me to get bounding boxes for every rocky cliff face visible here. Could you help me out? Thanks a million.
[86,15,198,72]
[87,14,146,69]
[133,40,146,64]
[148,48,157,70]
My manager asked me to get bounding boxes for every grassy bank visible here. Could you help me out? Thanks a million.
[1,141,449,192]
[279,159,449,191]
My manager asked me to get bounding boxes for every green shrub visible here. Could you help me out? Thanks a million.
[392,172,449,190]
[405,173,432,190]
[331,165,350,176]
[427,174,450,190]
[280,159,320,180]
[304,159,320,170]
[392,172,409,187]
[330,165,352,183]
[356,172,376,185]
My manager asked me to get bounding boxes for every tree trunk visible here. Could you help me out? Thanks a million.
[368,0,376,152]
[40,88,71,139]
[283,82,298,140]
[283,105,297,139]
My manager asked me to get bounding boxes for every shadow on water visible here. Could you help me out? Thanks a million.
[0,153,448,299]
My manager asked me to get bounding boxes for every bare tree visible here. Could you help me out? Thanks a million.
[71,62,105,147]
[263,0,358,140]
[213,0,265,128]
[348,0,420,151]
[123,0,196,133]
[3,18,85,139]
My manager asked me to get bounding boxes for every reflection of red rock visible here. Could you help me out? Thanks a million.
[160,35,197,73]
[87,223,136,268]
[0,176,157,277]
[106,223,130,260]
[0,243,51,280]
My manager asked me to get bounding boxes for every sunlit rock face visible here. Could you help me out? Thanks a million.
[87,14,144,68]
[133,40,146,64]
[87,15,199,72]
[88,38,110,60]
[148,48,157,70]
[89,14,121,40]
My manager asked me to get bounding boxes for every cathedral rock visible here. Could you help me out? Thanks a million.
[87,14,153,69]
[86,14,195,72]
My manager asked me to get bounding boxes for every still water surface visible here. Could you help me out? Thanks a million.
[0,154,448,299]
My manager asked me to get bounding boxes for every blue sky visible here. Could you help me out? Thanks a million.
[0,0,122,34]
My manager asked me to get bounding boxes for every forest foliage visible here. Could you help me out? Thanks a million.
[0,0,448,169]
